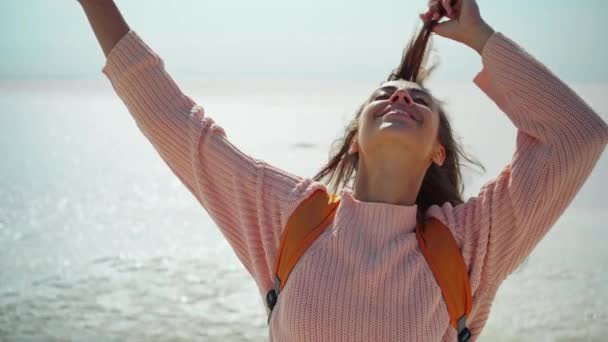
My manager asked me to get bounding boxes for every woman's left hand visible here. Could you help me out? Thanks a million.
[420,0,495,55]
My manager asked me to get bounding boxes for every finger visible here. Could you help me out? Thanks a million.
[448,0,464,20]
[453,0,463,13]
[432,19,459,39]
[424,9,437,22]
[419,13,429,24]
[442,0,453,16]
[419,10,432,23]
[427,0,442,15]
[427,0,441,9]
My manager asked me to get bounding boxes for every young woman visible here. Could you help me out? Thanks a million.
[79,0,608,340]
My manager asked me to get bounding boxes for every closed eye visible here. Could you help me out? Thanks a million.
[374,94,430,106]
[370,89,432,107]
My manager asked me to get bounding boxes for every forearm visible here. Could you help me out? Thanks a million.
[475,33,608,145]
[78,0,130,57]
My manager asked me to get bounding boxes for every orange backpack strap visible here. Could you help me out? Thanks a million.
[266,189,341,323]
[265,191,473,342]
[416,218,473,342]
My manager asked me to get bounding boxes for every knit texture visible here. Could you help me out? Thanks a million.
[102,30,608,341]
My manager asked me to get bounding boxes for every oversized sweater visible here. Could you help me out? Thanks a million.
[102,30,608,341]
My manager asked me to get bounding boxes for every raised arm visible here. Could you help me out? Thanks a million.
[78,0,314,296]
[422,0,608,336]
[78,0,130,57]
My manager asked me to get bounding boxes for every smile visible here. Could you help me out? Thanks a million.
[379,109,421,124]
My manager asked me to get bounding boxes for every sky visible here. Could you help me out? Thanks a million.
[1,0,607,82]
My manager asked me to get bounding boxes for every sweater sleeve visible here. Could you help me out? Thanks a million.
[428,32,607,333]
[101,30,313,293]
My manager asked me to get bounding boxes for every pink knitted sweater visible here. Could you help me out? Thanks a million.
[102,31,608,341]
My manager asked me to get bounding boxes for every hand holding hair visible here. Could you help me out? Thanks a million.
[420,0,495,55]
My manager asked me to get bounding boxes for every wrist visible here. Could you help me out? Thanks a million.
[464,22,495,55]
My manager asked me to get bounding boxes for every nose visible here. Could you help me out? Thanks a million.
[389,89,414,105]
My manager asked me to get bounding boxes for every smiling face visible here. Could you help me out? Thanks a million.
[312,24,475,207]
[350,80,445,167]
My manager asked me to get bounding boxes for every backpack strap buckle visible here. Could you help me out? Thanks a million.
[266,277,281,324]
[457,315,471,342]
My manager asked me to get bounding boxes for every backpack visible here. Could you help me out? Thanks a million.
[265,189,473,342]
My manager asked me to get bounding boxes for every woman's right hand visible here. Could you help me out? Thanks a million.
[419,0,494,55]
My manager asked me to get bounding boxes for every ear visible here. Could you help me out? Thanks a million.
[432,144,445,166]
[348,138,359,155]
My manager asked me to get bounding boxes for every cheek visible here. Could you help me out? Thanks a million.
[424,114,442,150]
[423,114,439,136]
[412,110,440,150]
[430,112,441,136]
[358,106,378,134]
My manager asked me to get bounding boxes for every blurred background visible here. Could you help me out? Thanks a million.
[1,0,607,341]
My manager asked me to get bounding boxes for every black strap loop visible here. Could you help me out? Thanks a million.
[266,277,281,324]
[266,289,277,310]
[458,327,471,342]
[457,315,471,342]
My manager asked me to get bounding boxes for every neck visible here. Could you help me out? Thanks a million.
[353,153,428,207]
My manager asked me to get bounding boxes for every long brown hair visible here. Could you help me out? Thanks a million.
[312,16,485,224]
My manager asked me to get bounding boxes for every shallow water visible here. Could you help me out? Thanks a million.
[1,79,607,341]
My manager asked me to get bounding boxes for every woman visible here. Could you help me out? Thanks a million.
[79,0,608,340]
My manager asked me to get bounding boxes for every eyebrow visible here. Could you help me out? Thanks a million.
[370,85,433,102]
